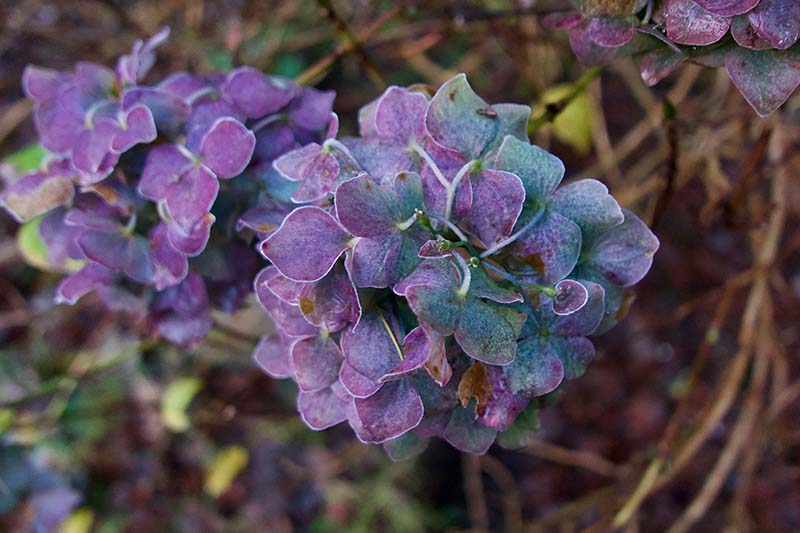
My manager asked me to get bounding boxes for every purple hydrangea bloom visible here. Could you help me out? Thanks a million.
[544,0,800,116]
[254,74,659,456]
[2,29,336,348]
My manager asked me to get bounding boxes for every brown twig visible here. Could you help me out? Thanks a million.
[524,438,621,478]
[462,453,490,532]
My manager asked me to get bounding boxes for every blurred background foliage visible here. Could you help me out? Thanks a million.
[1,1,799,532]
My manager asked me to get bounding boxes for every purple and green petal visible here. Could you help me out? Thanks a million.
[493,136,564,201]
[425,73,499,158]
[454,298,526,365]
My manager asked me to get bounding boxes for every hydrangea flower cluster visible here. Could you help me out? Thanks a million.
[254,74,659,456]
[546,0,800,116]
[0,29,336,347]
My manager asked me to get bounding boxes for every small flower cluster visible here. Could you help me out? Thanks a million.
[0,29,336,347]
[255,74,659,456]
[546,0,799,116]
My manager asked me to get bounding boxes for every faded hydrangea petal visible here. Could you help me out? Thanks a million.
[199,117,255,178]
[299,387,349,430]
[259,206,351,282]
[454,298,525,366]
[252,334,293,379]
[693,0,759,17]
[340,361,382,398]
[664,0,731,45]
[583,209,659,287]
[462,169,525,248]
[223,67,296,119]
[493,136,564,201]
[725,47,800,117]
[506,337,565,395]
[425,73,499,158]
[509,209,582,285]
[443,401,498,455]
[352,379,424,443]
[549,179,623,236]
[55,263,113,304]
[290,335,342,392]
[746,0,800,50]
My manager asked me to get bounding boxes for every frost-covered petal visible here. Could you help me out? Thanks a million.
[549,179,624,236]
[352,379,424,443]
[334,174,399,237]
[405,274,462,336]
[552,336,596,380]
[462,169,525,248]
[290,335,342,392]
[552,279,589,316]
[380,326,431,382]
[297,264,361,332]
[350,231,426,289]
[373,86,428,141]
[509,209,582,285]
[550,280,606,337]
[747,0,800,50]
[640,48,686,86]
[731,16,774,50]
[340,361,382,398]
[253,267,318,338]
[493,136,564,201]
[586,17,634,47]
[505,336,565,395]
[693,0,759,16]
[479,366,532,431]
[454,298,525,365]
[664,0,731,46]
[442,402,498,455]
[341,306,402,383]
[584,208,659,287]
[298,387,349,430]
[259,206,351,282]
[725,47,800,117]
[425,73,499,158]
[253,334,293,379]
[341,138,414,181]
[273,143,341,202]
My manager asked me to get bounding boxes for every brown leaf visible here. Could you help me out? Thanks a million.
[458,361,493,417]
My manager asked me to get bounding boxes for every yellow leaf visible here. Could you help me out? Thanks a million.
[161,378,202,432]
[204,445,249,498]
[60,508,94,533]
[540,84,597,154]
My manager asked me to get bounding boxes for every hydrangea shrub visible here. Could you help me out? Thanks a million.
[0,29,336,347]
[546,0,800,116]
[255,74,659,457]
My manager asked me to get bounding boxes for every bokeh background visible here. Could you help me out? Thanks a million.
[1,1,800,532]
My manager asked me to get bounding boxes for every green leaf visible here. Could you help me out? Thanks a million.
[204,445,248,498]
[540,84,597,154]
[4,144,47,173]
[0,408,13,434]
[17,214,50,271]
[17,213,84,273]
[60,508,94,533]
[161,377,202,432]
